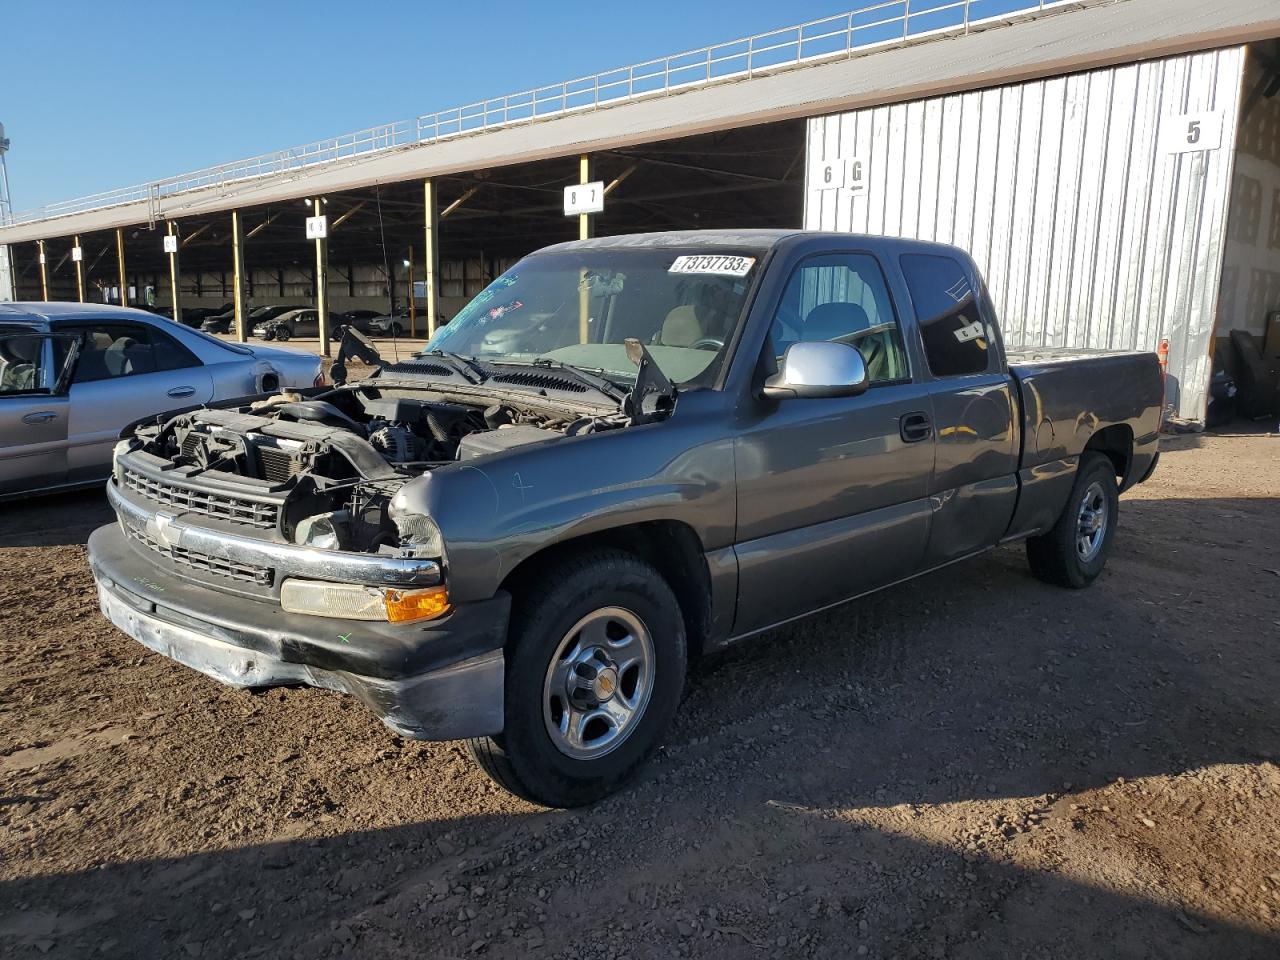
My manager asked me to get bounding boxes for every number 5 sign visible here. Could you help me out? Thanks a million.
[1162,111,1223,155]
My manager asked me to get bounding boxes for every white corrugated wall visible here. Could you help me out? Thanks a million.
[804,47,1248,421]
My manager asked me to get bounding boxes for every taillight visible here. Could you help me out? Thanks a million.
[314,371,326,388]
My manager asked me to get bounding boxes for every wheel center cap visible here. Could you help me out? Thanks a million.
[593,666,619,702]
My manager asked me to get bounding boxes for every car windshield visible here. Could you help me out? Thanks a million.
[424,248,760,386]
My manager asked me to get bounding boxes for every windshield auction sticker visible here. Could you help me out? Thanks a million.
[668,255,756,277]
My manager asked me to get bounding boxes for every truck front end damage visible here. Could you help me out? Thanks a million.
[87,366,629,739]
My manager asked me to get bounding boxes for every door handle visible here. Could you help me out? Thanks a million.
[167,386,196,399]
[899,411,932,443]
[22,411,57,425]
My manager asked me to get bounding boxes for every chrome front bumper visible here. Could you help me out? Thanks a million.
[106,478,441,588]
[89,523,508,740]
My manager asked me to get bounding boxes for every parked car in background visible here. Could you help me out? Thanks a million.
[252,308,345,341]
[365,308,416,337]
[0,302,323,499]
[340,309,382,333]
[178,302,234,328]
[203,304,304,335]
[87,230,1162,807]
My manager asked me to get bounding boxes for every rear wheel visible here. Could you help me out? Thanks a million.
[467,549,686,807]
[1026,452,1119,588]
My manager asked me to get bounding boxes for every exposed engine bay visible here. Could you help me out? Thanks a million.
[121,382,627,556]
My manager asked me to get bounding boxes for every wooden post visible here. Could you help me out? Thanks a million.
[37,240,49,300]
[578,154,592,343]
[166,222,182,322]
[72,235,85,302]
[313,197,330,357]
[115,228,127,306]
[231,211,247,342]
[407,245,416,338]
[423,180,439,338]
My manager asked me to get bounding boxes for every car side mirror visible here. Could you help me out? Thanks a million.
[763,340,869,400]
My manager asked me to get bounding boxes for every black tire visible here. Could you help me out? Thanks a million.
[274,327,291,342]
[390,322,404,337]
[467,549,686,807]
[1026,452,1120,589]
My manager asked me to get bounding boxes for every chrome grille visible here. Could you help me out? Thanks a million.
[122,467,278,530]
[126,525,274,586]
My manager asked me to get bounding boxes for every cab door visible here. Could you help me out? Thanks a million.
[732,251,936,635]
[898,253,1019,565]
[0,333,79,495]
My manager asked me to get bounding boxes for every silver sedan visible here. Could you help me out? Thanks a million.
[0,302,323,499]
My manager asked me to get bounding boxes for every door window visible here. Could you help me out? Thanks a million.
[899,254,993,377]
[767,253,909,384]
[0,335,54,395]
[60,324,200,384]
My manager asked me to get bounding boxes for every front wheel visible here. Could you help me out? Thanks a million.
[274,327,291,342]
[1026,452,1119,588]
[467,549,686,807]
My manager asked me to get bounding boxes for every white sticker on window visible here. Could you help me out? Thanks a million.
[668,255,755,277]
[953,320,985,343]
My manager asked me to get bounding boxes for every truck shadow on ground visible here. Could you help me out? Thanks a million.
[2,495,1278,957]
[0,488,111,548]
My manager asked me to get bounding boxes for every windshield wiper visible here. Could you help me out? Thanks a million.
[523,357,629,403]
[421,350,486,384]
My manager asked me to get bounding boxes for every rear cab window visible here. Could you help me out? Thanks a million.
[899,254,995,378]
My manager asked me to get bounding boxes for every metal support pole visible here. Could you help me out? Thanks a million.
[313,197,330,357]
[231,210,248,342]
[166,222,182,322]
[423,179,440,338]
[38,240,49,301]
[73,235,85,302]
[116,228,127,306]
[407,244,416,338]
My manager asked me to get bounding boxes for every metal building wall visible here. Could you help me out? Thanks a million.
[804,47,1247,421]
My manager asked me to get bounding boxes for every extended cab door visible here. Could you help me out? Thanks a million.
[731,249,935,635]
[0,333,78,495]
[897,252,1019,565]
[58,319,214,483]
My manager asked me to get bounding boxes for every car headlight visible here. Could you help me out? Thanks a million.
[294,511,347,550]
[279,579,450,623]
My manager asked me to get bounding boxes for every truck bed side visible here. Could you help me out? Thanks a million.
[1003,348,1163,541]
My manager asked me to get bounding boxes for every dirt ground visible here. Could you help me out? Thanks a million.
[2,431,1279,960]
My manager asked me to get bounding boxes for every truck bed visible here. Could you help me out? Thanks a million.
[997,347,1163,542]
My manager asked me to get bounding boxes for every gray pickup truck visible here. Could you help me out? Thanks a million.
[88,230,1162,807]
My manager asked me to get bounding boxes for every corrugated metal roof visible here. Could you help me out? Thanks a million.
[2,0,1277,245]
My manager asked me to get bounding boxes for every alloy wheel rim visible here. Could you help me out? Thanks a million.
[542,606,655,760]
[1076,480,1108,562]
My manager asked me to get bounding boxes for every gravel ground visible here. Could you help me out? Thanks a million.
[2,431,1278,959]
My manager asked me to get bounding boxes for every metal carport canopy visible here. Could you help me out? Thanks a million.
[2,0,1278,246]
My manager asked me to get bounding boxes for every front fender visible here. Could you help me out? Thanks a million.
[396,394,737,603]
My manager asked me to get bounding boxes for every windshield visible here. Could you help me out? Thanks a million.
[424,248,760,386]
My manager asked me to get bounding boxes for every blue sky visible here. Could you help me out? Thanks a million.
[2,0,859,212]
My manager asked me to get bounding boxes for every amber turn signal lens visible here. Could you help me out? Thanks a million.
[383,586,450,623]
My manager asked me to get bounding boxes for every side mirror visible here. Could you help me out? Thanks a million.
[763,340,869,400]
